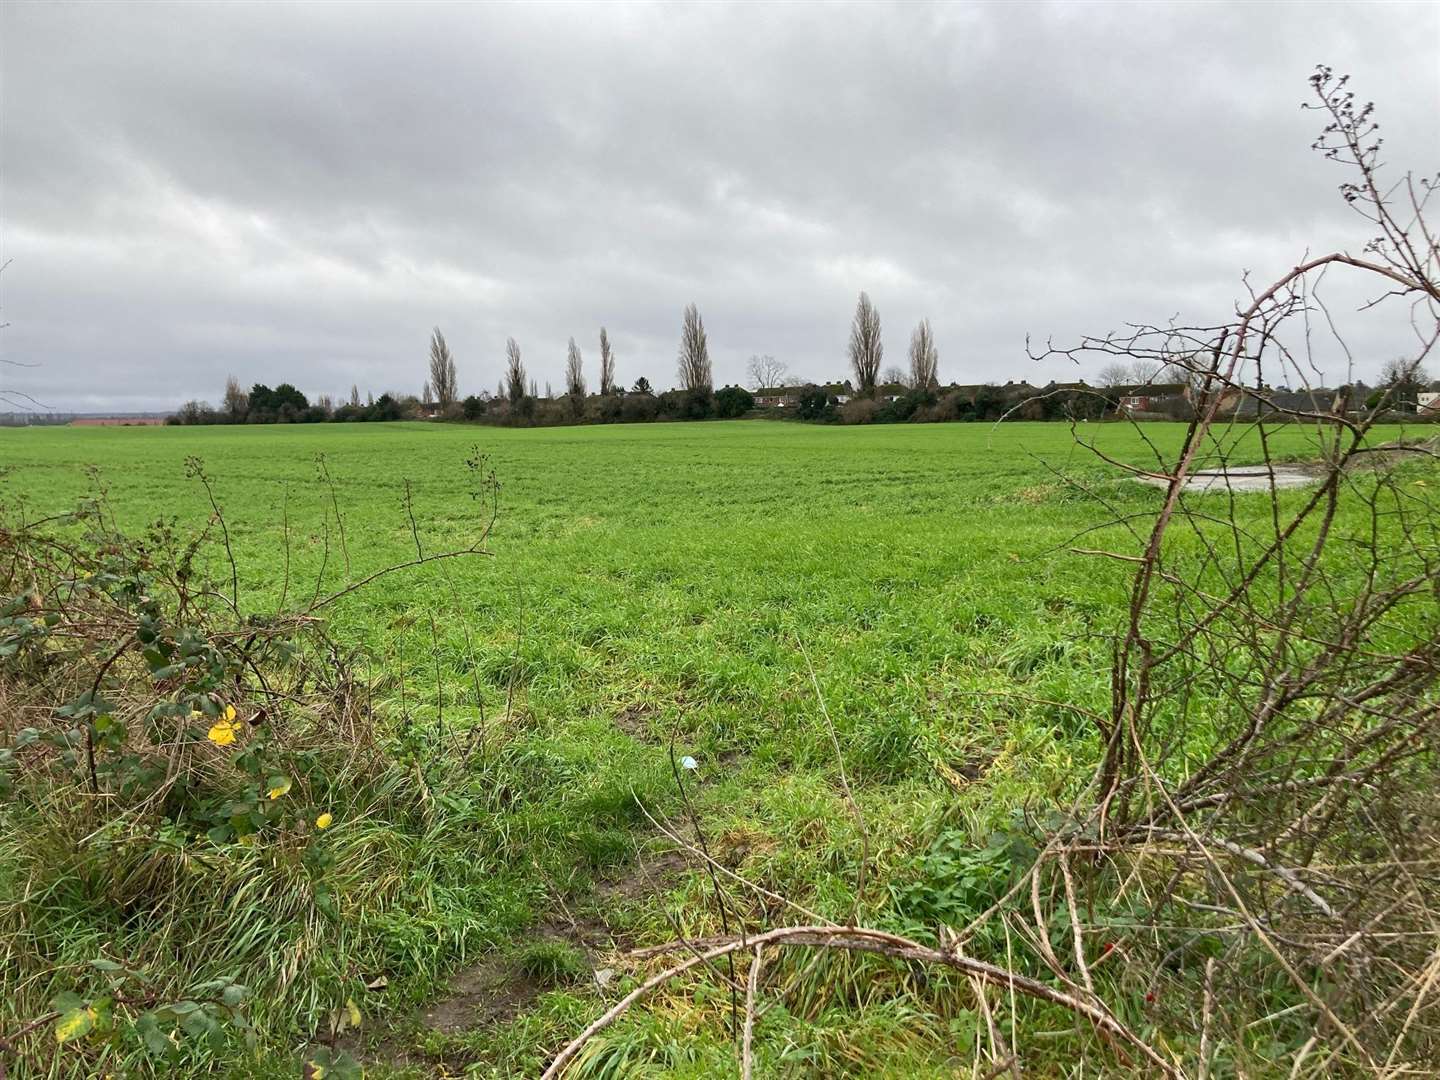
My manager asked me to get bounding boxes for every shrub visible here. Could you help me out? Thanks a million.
[840,398,880,424]
[714,385,755,418]
[793,385,838,421]
[891,825,1034,927]
[658,388,714,421]
[619,393,660,423]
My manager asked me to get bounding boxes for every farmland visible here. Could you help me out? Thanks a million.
[0,418,1422,1076]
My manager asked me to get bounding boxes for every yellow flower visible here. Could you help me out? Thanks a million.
[207,719,241,746]
[315,812,334,830]
[224,704,237,721]
[267,776,292,800]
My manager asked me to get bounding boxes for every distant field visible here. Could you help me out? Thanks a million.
[0,418,1414,1076]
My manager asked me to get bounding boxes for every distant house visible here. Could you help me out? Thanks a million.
[1419,391,1440,414]
[874,382,908,402]
[1230,386,1359,419]
[1116,383,1189,415]
[70,416,167,427]
[944,383,997,400]
[755,380,854,407]
[754,386,796,407]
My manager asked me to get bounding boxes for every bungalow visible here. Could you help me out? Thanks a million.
[875,382,908,403]
[755,381,854,406]
[753,386,796,407]
[1230,386,1359,419]
[1418,391,1440,414]
[1115,383,1189,415]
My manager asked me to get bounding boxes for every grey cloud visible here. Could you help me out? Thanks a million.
[2,0,1437,411]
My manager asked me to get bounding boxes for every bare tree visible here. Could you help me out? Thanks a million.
[1097,361,1140,387]
[349,384,360,408]
[421,381,433,406]
[677,303,712,392]
[1379,355,1433,406]
[428,327,458,410]
[599,327,616,396]
[222,375,249,419]
[1023,66,1440,1069]
[746,354,786,390]
[565,337,586,398]
[906,319,939,390]
[505,337,526,404]
[847,292,882,394]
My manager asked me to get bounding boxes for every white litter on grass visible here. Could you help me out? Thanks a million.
[680,755,698,771]
[1136,466,1319,494]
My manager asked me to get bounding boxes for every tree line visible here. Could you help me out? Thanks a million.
[170,303,751,427]
[173,292,1427,428]
[168,295,963,428]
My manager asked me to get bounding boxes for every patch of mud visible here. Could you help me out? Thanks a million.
[397,848,691,1049]
[594,848,690,906]
[613,702,657,740]
[420,953,548,1035]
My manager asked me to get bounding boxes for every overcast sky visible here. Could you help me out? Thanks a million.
[2,1,1437,412]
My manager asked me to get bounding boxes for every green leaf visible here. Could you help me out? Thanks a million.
[54,1006,95,1044]
[221,983,249,1007]
[136,1013,175,1057]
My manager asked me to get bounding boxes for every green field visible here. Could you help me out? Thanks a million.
[0,418,1415,1076]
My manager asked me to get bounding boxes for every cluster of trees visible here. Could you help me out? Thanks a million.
[171,294,1437,430]
[843,292,940,394]
[457,305,753,426]
[170,306,757,428]
[785,381,1114,425]
[171,379,414,425]
[1369,357,1435,410]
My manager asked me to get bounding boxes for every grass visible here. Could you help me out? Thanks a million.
[0,417,1419,1076]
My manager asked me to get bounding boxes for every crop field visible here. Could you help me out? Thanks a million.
[0,418,1421,1077]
